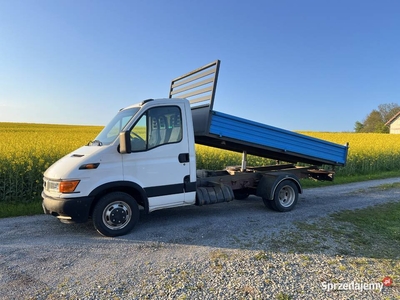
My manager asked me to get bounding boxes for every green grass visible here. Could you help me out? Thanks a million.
[330,200,400,258]
[276,292,293,300]
[0,199,43,218]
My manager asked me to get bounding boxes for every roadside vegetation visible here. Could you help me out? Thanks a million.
[1,122,400,217]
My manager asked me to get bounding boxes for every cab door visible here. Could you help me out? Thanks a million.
[122,104,192,211]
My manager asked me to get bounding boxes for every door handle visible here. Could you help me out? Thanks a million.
[178,153,190,163]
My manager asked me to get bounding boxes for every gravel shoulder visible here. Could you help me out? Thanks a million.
[1,177,400,299]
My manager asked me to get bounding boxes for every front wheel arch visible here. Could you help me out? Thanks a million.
[88,181,149,216]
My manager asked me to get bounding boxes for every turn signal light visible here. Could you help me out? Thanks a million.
[59,180,80,193]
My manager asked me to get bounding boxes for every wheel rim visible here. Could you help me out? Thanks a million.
[277,185,296,208]
[102,201,132,230]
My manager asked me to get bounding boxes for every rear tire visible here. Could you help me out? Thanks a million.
[272,180,298,212]
[262,198,276,210]
[92,192,139,237]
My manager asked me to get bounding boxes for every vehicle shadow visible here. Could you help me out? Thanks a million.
[49,196,291,250]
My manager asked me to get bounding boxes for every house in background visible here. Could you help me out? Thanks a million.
[385,111,400,134]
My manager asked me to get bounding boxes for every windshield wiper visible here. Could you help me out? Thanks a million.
[87,140,103,146]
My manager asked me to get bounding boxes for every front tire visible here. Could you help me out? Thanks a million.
[93,192,139,237]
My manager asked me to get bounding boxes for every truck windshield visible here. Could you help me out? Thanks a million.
[91,107,140,145]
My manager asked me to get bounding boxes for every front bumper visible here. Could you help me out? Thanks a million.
[42,192,94,223]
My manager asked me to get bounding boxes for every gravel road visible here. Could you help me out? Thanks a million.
[1,177,400,299]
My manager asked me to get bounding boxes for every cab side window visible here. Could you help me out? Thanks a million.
[130,106,182,151]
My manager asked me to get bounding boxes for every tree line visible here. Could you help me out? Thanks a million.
[355,103,400,133]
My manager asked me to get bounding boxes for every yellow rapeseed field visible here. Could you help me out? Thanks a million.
[299,132,400,175]
[1,122,400,203]
[0,123,101,202]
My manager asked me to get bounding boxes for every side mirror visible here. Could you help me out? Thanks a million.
[119,131,131,154]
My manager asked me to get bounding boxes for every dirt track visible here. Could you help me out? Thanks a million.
[1,177,400,299]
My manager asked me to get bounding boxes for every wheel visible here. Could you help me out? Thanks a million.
[272,180,298,212]
[92,192,139,237]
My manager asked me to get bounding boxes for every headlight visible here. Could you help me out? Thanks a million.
[46,180,80,193]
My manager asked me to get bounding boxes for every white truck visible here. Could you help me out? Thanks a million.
[42,60,348,237]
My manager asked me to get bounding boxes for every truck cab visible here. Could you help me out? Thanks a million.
[42,98,197,236]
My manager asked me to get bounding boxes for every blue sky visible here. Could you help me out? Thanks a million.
[1,0,399,131]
